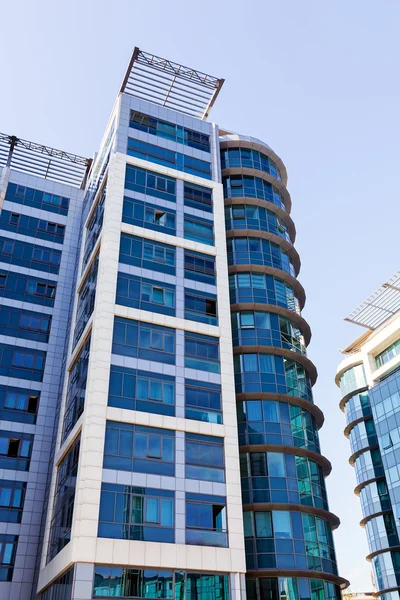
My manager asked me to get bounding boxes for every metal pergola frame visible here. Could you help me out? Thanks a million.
[0,133,91,188]
[120,47,225,120]
[345,270,400,330]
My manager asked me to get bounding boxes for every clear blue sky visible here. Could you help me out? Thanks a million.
[2,0,400,590]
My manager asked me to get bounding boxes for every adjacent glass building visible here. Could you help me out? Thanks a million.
[0,48,348,600]
[336,271,400,600]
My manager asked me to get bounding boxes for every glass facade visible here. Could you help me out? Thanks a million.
[221,147,282,180]
[13,57,346,600]
[98,483,175,543]
[340,346,400,597]
[223,175,285,210]
[222,137,342,599]
[47,437,80,562]
[225,205,290,241]
[93,566,229,600]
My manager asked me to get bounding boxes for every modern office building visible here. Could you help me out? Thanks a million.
[336,271,400,600]
[0,48,348,600]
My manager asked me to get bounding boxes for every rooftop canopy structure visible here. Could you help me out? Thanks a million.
[345,270,400,330]
[0,132,91,188]
[120,47,225,120]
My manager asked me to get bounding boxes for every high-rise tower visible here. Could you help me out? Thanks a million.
[337,271,400,600]
[220,134,347,600]
[0,49,348,600]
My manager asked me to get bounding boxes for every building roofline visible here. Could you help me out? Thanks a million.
[0,132,91,188]
[345,270,400,330]
[120,47,224,120]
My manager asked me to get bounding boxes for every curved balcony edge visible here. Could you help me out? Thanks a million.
[228,264,306,310]
[221,166,291,213]
[372,586,400,598]
[236,392,324,429]
[239,444,331,477]
[354,476,385,496]
[349,444,379,467]
[242,502,340,529]
[230,303,311,345]
[233,345,317,386]
[340,386,369,412]
[224,197,296,243]
[245,569,349,590]
[360,509,393,528]
[366,545,400,562]
[219,135,288,187]
[344,414,373,438]
[226,229,300,276]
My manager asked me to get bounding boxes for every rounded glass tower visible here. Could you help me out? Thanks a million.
[337,358,400,600]
[220,134,349,600]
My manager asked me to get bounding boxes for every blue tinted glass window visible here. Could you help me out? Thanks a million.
[184,216,213,245]
[5,183,69,215]
[184,251,215,285]
[104,422,175,476]
[98,483,174,543]
[116,273,175,316]
[0,385,39,425]
[186,493,227,548]
[223,175,284,210]
[112,318,175,365]
[0,270,56,307]
[0,237,61,274]
[185,332,219,373]
[130,111,210,152]
[108,366,175,416]
[82,187,105,268]
[185,380,222,424]
[185,291,217,325]
[220,147,282,180]
[127,139,211,180]
[0,305,51,343]
[185,434,224,482]
[0,343,46,382]
[62,336,91,440]
[120,233,176,275]
[92,566,229,600]
[123,197,176,235]
[0,431,33,471]
[184,183,213,213]
[0,210,65,244]
[0,534,18,581]
[0,481,26,523]
[125,165,176,202]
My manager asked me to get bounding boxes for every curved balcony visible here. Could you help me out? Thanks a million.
[223,130,343,592]
[229,271,302,315]
[360,480,392,520]
[243,509,337,574]
[227,236,297,277]
[219,133,288,184]
[221,146,283,181]
[354,449,384,488]
[245,574,348,600]
[222,174,289,213]
[348,418,378,456]
[237,399,320,452]
[344,391,371,428]
[234,353,314,401]
[371,550,400,594]
[240,449,329,511]
[225,204,294,243]
[231,310,307,356]
[365,513,400,555]
[228,265,306,310]
[337,362,368,406]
